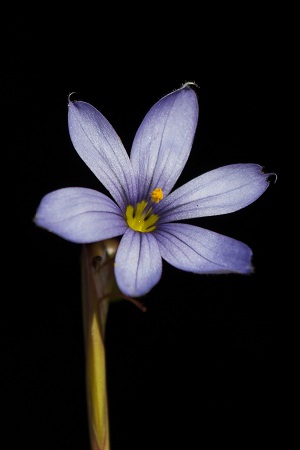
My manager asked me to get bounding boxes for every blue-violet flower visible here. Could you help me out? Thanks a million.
[34,82,273,297]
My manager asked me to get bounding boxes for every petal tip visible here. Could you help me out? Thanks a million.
[67,91,77,106]
[182,81,199,89]
[260,165,277,184]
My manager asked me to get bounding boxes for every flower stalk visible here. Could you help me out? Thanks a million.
[81,240,120,450]
[81,239,146,449]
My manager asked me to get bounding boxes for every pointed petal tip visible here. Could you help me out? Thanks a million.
[181,81,199,90]
[264,169,278,185]
[67,92,77,105]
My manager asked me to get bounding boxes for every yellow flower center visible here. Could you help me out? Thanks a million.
[125,188,163,233]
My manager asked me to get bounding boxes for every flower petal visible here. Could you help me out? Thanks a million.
[154,223,253,274]
[34,188,127,243]
[130,83,199,200]
[114,229,162,297]
[68,99,137,209]
[157,164,272,222]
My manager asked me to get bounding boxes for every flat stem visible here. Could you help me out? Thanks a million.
[81,241,118,450]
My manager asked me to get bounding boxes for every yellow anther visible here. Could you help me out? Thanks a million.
[150,187,164,203]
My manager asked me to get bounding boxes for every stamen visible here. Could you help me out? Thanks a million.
[151,187,164,203]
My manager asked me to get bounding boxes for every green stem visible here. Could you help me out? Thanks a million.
[81,240,119,450]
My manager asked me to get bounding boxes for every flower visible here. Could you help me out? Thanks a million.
[34,82,273,298]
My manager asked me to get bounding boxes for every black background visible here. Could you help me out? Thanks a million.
[4,11,289,450]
